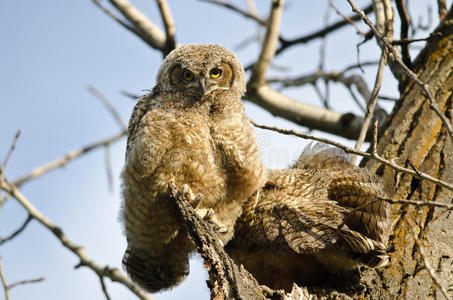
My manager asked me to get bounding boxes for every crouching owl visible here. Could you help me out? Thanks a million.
[120,44,266,292]
[225,143,391,291]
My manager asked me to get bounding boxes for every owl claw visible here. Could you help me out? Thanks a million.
[180,186,228,235]
[217,227,228,233]
[203,209,215,221]
[180,184,202,208]
[192,194,203,209]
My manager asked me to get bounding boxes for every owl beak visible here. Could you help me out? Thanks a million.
[198,77,207,95]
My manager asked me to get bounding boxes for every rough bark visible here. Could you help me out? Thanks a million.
[180,9,453,299]
[359,8,453,299]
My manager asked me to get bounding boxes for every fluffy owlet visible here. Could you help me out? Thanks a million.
[120,44,266,292]
[225,143,391,291]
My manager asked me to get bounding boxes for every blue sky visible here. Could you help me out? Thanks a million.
[0,1,446,299]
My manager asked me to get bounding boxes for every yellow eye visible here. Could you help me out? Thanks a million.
[181,70,194,82]
[210,68,222,79]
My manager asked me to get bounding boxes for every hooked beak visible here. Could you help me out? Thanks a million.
[198,77,207,96]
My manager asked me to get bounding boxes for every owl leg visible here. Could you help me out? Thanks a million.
[181,184,228,235]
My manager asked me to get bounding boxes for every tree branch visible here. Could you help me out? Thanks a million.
[249,0,284,86]
[88,86,126,131]
[275,4,373,55]
[0,215,32,246]
[395,0,412,67]
[155,0,176,55]
[0,178,156,300]
[96,0,170,55]
[251,121,453,192]
[246,85,369,140]
[353,49,388,163]
[347,0,453,145]
[12,131,125,187]
[168,182,267,300]
[200,0,266,25]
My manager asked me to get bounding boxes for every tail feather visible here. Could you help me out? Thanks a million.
[122,248,189,292]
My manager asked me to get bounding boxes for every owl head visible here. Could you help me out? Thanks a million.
[156,44,246,101]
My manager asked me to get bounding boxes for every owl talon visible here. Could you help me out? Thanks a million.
[180,184,202,208]
[191,194,203,209]
[217,227,228,233]
[203,209,214,221]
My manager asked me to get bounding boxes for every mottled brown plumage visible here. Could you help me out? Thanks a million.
[226,144,391,291]
[120,44,266,292]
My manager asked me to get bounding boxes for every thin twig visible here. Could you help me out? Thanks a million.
[275,4,374,55]
[0,256,9,300]
[347,0,453,145]
[0,130,21,179]
[353,49,388,163]
[88,86,126,131]
[381,198,453,210]
[251,121,453,192]
[99,275,112,300]
[104,145,114,193]
[329,0,367,35]
[200,0,266,25]
[8,277,44,290]
[268,70,371,112]
[0,215,32,245]
[0,178,156,300]
[405,217,452,300]
[12,131,126,187]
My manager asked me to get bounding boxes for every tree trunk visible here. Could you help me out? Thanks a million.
[178,8,453,300]
[359,8,453,299]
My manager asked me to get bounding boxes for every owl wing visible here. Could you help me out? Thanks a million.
[236,170,346,254]
[295,143,391,246]
[328,169,390,245]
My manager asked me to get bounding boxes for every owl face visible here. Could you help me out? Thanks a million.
[168,61,234,99]
[157,44,246,102]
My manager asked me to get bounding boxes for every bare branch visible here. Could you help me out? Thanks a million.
[381,197,453,210]
[200,0,266,25]
[269,70,372,111]
[104,0,167,53]
[104,145,114,193]
[246,85,369,140]
[249,0,284,86]
[0,255,44,300]
[99,275,112,300]
[405,217,452,300]
[92,0,142,37]
[251,121,453,192]
[0,256,9,300]
[347,0,453,145]
[0,179,156,300]
[168,182,266,299]
[8,277,45,290]
[12,131,126,187]
[88,86,126,131]
[437,0,447,20]
[275,4,373,55]
[353,49,388,163]
[328,0,367,36]
[395,0,412,67]
[0,130,21,178]
[0,215,32,246]
[155,0,176,53]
